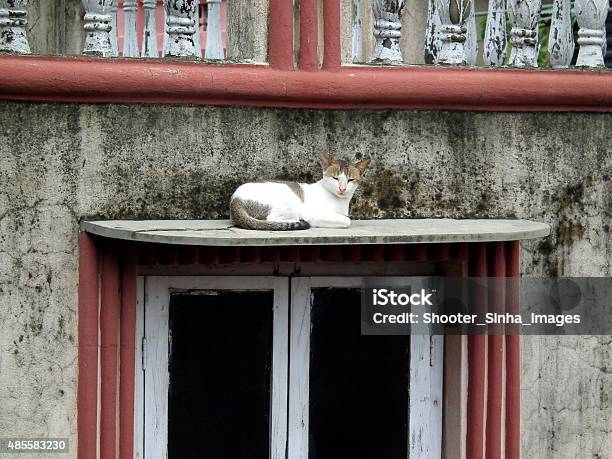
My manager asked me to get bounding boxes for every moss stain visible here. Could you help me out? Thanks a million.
[536,179,592,276]
[351,169,407,218]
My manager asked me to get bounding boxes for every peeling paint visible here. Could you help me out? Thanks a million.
[0,0,30,54]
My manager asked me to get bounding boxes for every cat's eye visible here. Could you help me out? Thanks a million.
[348,179,355,182]
[333,177,339,181]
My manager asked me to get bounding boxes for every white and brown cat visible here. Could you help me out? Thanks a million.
[230,154,370,230]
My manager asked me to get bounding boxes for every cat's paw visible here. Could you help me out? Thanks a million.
[339,216,351,228]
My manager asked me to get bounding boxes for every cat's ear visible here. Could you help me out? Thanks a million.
[319,153,333,169]
[354,159,371,175]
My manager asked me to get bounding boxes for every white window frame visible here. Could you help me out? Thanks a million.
[135,276,289,459]
[289,277,444,459]
[136,275,443,459]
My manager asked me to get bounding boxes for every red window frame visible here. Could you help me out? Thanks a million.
[78,233,520,459]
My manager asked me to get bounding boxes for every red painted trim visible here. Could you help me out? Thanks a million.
[467,243,487,459]
[140,243,157,266]
[383,245,405,262]
[78,233,99,459]
[156,244,177,265]
[320,245,342,262]
[78,236,524,459]
[322,0,341,70]
[452,242,469,261]
[268,0,294,70]
[119,245,138,459]
[100,241,121,459]
[241,246,261,263]
[486,242,506,459]
[429,243,450,261]
[1,55,611,111]
[343,245,362,262]
[280,246,299,262]
[505,241,521,459]
[300,0,319,70]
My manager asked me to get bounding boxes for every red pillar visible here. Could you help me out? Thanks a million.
[268,0,294,70]
[322,0,341,70]
[119,244,138,459]
[505,241,521,459]
[487,242,506,459]
[100,241,121,459]
[78,233,99,459]
[467,243,488,459]
[300,0,319,70]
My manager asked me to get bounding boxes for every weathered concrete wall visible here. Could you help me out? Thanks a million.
[27,0,84,55]
[227,0,269,63]
[0,102,610,458]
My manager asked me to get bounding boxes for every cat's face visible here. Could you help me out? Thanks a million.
[319,154,370,199]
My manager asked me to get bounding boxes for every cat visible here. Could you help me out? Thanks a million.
[230,154,370,230]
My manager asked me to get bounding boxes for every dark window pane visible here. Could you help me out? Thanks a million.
[167,291,273,459]
[309,288,410,459]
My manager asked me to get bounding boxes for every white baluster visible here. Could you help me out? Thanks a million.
[164,0,197,57]
[82,0,115,57]
[507,0,541,67]
[163,8,169,56]
[435,0,473,65]
[352,0,364,63]
[371,0,405,64]
[575,0,609,67]
[483,0,507,66]
[205,0,223,59]
[123,0,138,57]
[141,0,158,57]
[0,0,30,54]
[424,0,442,63]
[193,1,201,58]
[110,1,118,55]
[465,2,478,65]
[548,0,574,68]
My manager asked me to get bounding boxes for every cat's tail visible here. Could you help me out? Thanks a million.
[230,198,310,231]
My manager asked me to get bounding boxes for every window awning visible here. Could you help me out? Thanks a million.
[81,219,550,246]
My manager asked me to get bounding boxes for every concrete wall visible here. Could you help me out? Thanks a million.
[26,0,84,56]
[0,102,610,458]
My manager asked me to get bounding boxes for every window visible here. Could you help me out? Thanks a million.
[136,277,442,458]
[168,291,273,457]
[307,287,410,458]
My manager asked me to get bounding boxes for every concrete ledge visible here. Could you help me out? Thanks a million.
[81,219,550,246]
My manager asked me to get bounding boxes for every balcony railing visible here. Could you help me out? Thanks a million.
[1,0,610,69]
[1,1,611,112]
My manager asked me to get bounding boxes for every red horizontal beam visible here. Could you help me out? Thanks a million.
[1,55,611,111]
